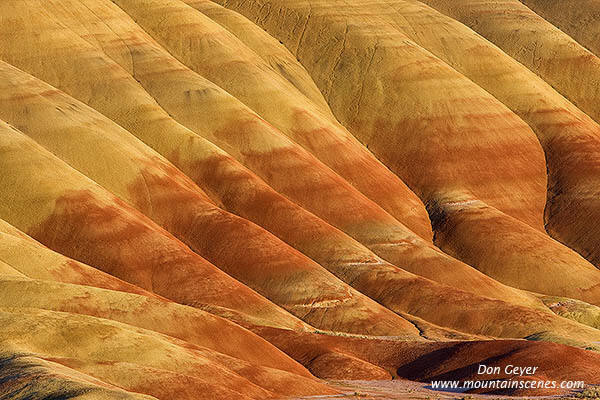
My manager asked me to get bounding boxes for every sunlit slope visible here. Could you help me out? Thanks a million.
[0,352,157,400]
[3,0,600,396]
[3,0,600,337]
[0,37,584,337]
[0,302,334,399]
[0,228,154,296]
[181,0,333,115]
[42,0,431,241]
[0,59,576,341]
[0,0,430,249]
[0,121,307,331]
[213,0,547,229]
[5,0,435,263]
[400,0,600,269]
[0,0,552,315]
[345,0,600,301]
[0,277,312,377]
[211,0,600,304]
[101,0,433,240]
[2,27,600,347]
[0,220,315,376]
[0,226,338,396]
[520,0,600,58]
[419,0,600,127]
[0,62,422,338]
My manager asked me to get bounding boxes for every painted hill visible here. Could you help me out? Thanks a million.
[417,0,600,271]
[2,0,600,398]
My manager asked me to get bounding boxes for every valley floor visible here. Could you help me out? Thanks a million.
[289,380,595,400]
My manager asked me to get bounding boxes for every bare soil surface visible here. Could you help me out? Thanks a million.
[286,380,598,400]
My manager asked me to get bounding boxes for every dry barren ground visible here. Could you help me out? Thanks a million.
[2,0,600,398]
[289,381,600,400]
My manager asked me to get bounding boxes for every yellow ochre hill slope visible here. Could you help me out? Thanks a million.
[2,0,600,398]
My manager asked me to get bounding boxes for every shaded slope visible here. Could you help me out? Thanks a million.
[254,326,600,395]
